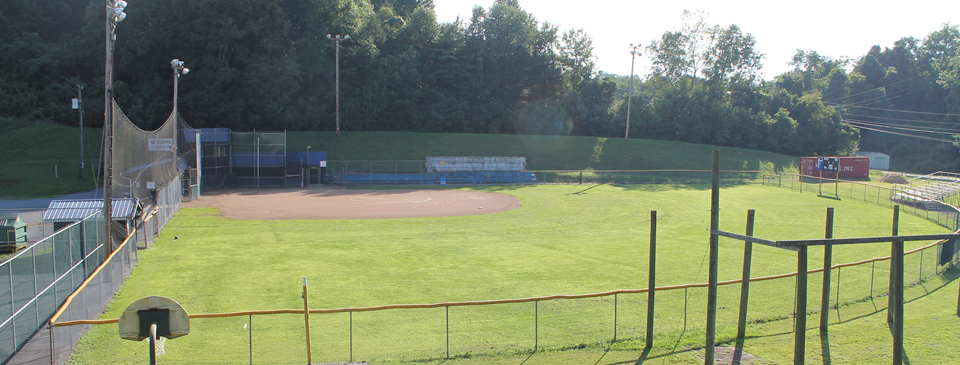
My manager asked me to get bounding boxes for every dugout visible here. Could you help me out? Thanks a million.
[290,151,328,186]
[0,214,28,253]
[176,128,328,191]
[179,128,233,195]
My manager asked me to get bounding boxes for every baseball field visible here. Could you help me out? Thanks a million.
[62,182,960,364]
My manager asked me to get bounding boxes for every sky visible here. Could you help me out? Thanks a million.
[433,1,960,79]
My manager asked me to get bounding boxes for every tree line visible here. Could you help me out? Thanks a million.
[2,1,959,171]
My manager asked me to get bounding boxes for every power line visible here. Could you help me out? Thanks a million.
[842,113,960,127]
[822,75,919,104]
[842,119,957,143]
[843,118,959,135]
[830,103,958,117]
[831,88,913,108]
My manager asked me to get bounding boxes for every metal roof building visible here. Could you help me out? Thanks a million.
[43,199,140,222]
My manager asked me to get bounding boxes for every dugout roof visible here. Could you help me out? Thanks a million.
[43,199,140,222]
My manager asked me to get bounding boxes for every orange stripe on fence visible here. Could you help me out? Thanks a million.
[50,235,952,327]
[49,228,135,325]
[50,189,960,328]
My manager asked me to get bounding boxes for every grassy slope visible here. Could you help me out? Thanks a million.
[0,125,799,198]
[68,184,948,364]
[0,124,103,199]
[0,125,797,199]
[285,131,799,171]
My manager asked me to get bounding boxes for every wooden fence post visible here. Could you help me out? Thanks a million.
[820,207,834,332]
[736,210,755,341]
[706,150,720,364]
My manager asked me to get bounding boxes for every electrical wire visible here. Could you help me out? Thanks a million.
[841,113,960,129]
[822,75,920,104]
[830,88,913,109]
[842,119,957,143]
[832,104,958,117]
[843,118,959,135]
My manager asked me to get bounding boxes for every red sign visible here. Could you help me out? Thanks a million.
[800,157,869,179]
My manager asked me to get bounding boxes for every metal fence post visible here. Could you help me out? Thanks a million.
[534,301,538,352]
[795,246,808,365]
[249,315,252,365]
[836,267,841,309]
[646,210,657,349]
[445,306,450,359]
[613,293,617,341]
[350,312,353,363]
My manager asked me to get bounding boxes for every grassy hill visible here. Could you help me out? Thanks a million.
[0,125,799,199]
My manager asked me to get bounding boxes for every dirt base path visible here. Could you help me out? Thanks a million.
[181,187,521,220]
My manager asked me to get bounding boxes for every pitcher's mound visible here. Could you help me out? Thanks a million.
[181,187,520,220]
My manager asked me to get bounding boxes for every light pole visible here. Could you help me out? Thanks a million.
[327,34,349,137]
[306,146,311,165]
[170,59,189,113]
[625,43,641,141]
[171,59,188,168]
[103,0,127,252]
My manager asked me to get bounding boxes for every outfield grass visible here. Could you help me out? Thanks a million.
[66,184,949,364]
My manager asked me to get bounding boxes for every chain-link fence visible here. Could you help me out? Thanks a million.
[533,169,761,185]
[231,132,288,188]
[0,210,105,362]
[0,204,162,364]
[765,173,960,231]
[323,161,762,187]
[47,232,138,365]
[51,234,957,365]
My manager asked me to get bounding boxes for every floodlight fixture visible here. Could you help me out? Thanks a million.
[181,68,189,75]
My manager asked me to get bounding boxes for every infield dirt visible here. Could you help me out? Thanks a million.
[180,187,521,220]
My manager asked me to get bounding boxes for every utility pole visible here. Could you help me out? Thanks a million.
[103,0,127,252]
[625,43,641,141]
[73,85,83,180]
[327,34,349,137]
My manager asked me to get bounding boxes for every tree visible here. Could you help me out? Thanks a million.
[558,29,595,86]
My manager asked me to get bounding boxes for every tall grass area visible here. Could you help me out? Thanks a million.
[68,184,949,364]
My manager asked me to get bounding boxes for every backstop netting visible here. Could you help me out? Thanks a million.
[111,102,181,230]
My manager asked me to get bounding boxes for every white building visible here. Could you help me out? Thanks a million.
[856,151,890,170]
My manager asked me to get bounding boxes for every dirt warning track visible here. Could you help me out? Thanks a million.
[181,187,521,220]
